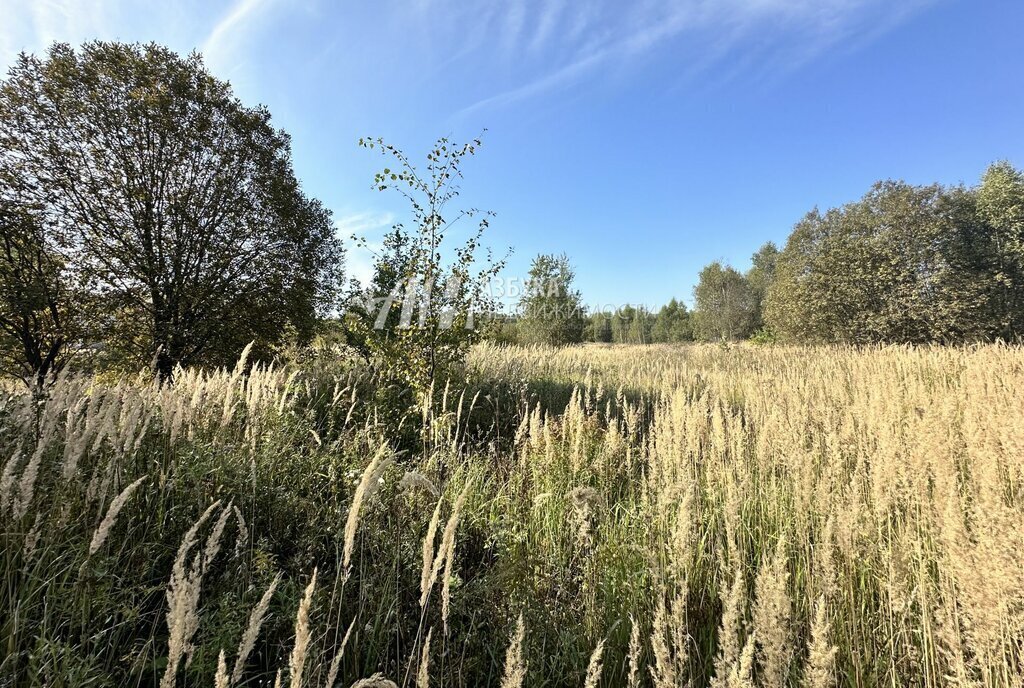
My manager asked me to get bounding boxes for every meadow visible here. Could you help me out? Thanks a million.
[1,342,1022,687]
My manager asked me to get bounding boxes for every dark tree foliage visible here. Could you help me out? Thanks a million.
[0,200,82,389]
[746,241,779,332]
[0,42,344,379]
[586,311,614,343]
[765,171,1024,344]
[977,161,1024,339]
[651,298,693,343]
[615,305,654,343]
[583,303,690,344]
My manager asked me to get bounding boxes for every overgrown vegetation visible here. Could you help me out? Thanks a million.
[1,38,1023,688]
[2,343,1022,686]
[343,133,505,400]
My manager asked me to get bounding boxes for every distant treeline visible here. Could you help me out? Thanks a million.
[3,42,1022,393]
[501,162,1024,346]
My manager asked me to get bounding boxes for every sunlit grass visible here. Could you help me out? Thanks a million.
[0,343,1021,686]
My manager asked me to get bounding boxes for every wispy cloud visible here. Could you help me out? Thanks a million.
[335,211,395,286]
[0,0,231,74]
[452,0,940,117]
[201,0,274,73]
[0,0,112,68]
[336,210,395,236]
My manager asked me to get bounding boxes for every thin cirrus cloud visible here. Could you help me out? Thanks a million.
[2,0,939,114]
[200,0,280,74]
[448,0,940,118]
[0,0,272,74]
[0,0,112,66]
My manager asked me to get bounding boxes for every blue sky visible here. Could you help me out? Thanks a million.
[2,0,1022,310]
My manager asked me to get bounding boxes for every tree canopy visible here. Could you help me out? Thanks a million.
[0,200,84,389]
[764,169,1024,343]
[0,42,344,379]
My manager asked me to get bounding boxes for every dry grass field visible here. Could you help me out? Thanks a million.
[1,343,1022,687]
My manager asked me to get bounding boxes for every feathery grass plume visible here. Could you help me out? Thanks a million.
[400,470,439,498]
[665,483,696,576]
[650,591,676,688]
[420,497,443,602]
[23,512,43,559]
[175,501,223,574]
[711,570,746,688]
[583,638,606,688]
[650,581,690,688]
[500,614,527,688]
[231,574,281,685]
[0,448,23,515]
[416,627,433,688]
[61,402,87,478]
[752,538,792,688]
[215,649,229,688]
[528,404,543,451]
[946,493,1024,670]
[933,571,973,687]
[343,445,395,572]
[273,669,282,688]
[441,537,456,629]
[288,568,318,688]
[812,514,837,602]
[349,674,398,688]
[204,500,235,568]
[161,500,222,688]
[221,341,254,429]
[421,479,472,609]
[169,394,185,445]
[88,476,147,556]
[324,618,356,688]
[805,596,837,688]
[14,443,46,519]
[627,616,642,688]
[233,505,249,559]
[725,633,756,688]
[162,555,203,688]
[513,410,530,448]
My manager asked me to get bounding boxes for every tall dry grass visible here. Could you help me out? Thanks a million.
[0,343,1021,686]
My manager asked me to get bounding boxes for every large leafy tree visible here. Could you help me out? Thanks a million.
[746,241,779,332]
[517,253,586,345]
[586,311,613,343]
[765,179,1012,344]
[977,161,1024,339]
[0,42,344,379]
